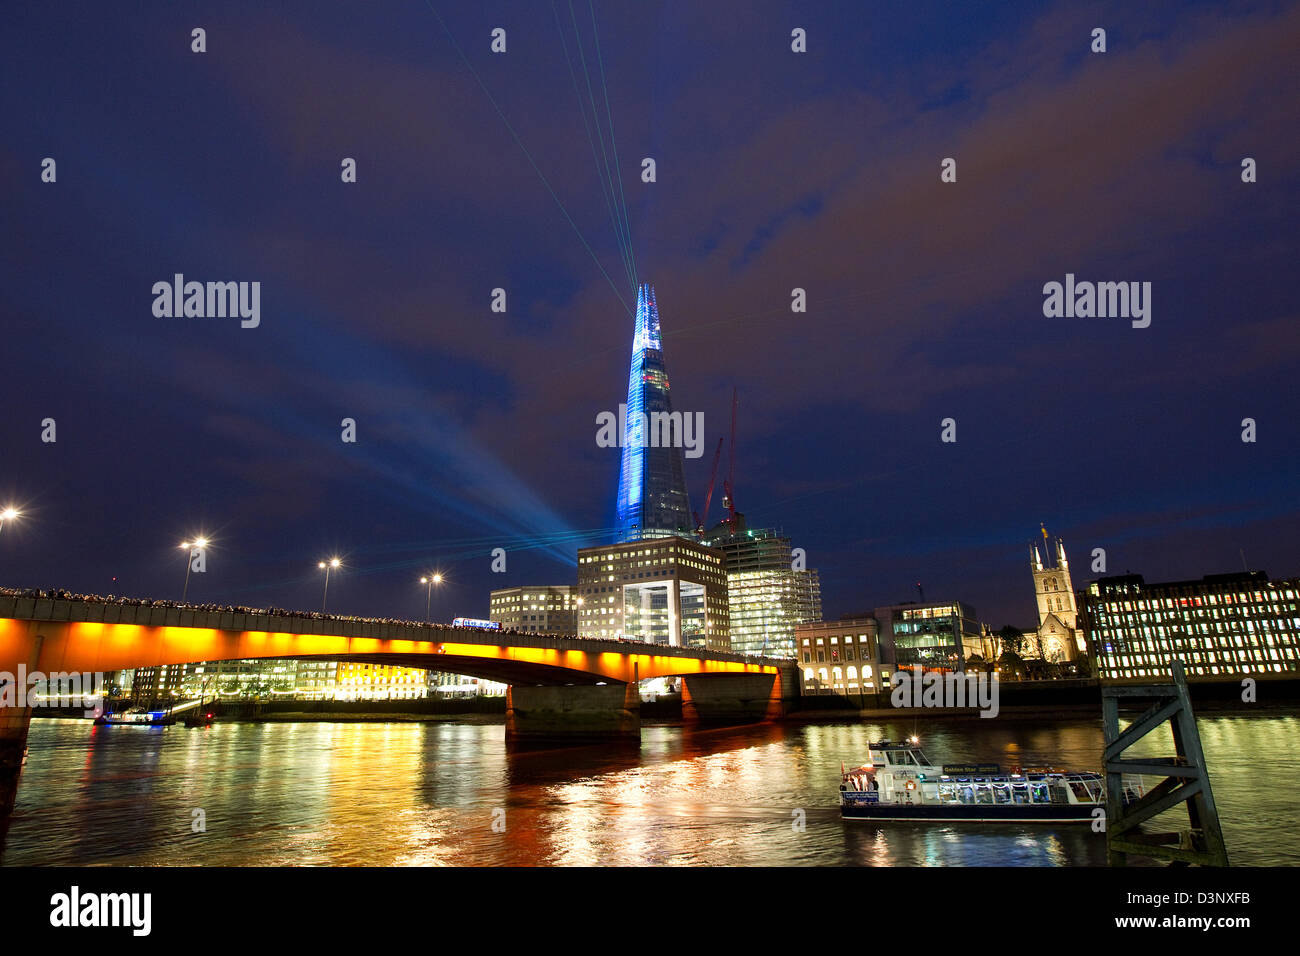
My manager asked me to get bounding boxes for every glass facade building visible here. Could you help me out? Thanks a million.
[700,527,821,657]
[1080,571,1300,680]
[614,284,693,541]
[873,601,983,672]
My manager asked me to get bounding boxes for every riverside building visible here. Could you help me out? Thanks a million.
[1080,570,1300,680]
[335,662,430,701]
[794,618,887,695]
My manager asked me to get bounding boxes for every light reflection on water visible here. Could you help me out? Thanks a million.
[2,712,1296,866]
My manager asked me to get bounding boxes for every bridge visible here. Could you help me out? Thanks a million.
[0,592,799,817]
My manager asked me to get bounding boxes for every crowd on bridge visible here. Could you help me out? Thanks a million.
[0,586,686,650]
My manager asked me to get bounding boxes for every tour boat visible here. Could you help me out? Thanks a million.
[839,739,1143,823]
[93,709,175,727]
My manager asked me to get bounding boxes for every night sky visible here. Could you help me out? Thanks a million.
[2,1,1298,630]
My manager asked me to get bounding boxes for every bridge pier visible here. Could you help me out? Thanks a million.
[0,627,41,818]
[681,666,798,724]
[505,683,641,741]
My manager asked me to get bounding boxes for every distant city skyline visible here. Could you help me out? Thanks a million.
[2,1,1297,630]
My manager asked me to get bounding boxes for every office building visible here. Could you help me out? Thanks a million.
[489,585,579,635]
[795,618,888,695]
[577,537,729,650]
[335,662,430,701]
[874,601,983,672]
[701,526,821,657]
[1080,570,1300,680]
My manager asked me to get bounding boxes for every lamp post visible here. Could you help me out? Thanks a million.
[0,507,21,539]
[179,536,208,603]
[318,558,341,612]
[419,573,443,622]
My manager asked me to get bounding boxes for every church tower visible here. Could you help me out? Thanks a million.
[1030,525,1082,660]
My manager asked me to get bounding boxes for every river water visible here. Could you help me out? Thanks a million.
[3,711,1296,866]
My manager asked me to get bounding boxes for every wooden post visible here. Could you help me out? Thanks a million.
[1102,659,1228,866]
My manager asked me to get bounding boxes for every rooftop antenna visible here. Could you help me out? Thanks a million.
[1240,548,1249,572]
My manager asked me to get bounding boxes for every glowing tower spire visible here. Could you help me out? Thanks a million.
[614,284,692,541]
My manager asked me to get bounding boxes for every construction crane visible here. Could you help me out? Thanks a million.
[720,388,739,534]
[696,437,728,535]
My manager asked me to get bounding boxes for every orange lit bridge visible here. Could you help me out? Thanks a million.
[0,593,798,816]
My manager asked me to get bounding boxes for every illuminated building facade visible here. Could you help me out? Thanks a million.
[133,660,301,701]
[129,664,187,701]
[577,537,729,650]
[874,601,983,672]
[795,618,887,695]
[614,283,693,542]
[1080,571,1300,680]
[335,662,430,701]
[489,585,578,634]
[179,659,298,700]
[429,672,507,697]
[700,526,821,657]
[293,661,338,699]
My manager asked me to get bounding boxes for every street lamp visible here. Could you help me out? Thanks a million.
[0,507,21,539]
[179,536,208,602]
[318,558,341,612]
[419,573,443,622]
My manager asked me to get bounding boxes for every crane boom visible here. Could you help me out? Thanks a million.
[694,437,724,534]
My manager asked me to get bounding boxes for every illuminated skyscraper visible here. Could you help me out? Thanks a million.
[614,284,692,541]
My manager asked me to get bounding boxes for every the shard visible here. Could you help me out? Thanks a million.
[614,283,692,541]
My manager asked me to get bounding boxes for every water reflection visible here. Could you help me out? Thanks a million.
[1,712,1295,866]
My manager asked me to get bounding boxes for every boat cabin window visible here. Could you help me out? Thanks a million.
[880,748,932,767]
[1069,779,1102,802]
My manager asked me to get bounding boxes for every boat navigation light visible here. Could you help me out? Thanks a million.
[909,735,920,745]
